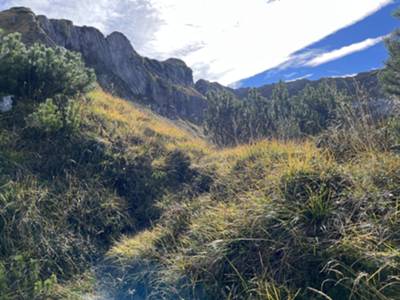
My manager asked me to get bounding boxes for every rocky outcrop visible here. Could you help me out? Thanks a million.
[194,79,236,97]
[0,7,207,123]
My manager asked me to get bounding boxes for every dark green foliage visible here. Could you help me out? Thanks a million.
[26,98,64,132]
[292,82,339,135]
[204,91,244,146]
[205,81,343,146]
[380,10,400,97]
[0,32,95,101]
[0,256,57,300]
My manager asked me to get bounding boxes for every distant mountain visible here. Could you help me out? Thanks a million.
[234,71,383,100]
[196,70,383,102]
[0,7,207,123]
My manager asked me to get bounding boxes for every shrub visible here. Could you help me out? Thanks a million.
[26,96,82,134]
[0,256,57,300]
[0,32,96,101]
[26,98,63,133]
[379,10,400,98]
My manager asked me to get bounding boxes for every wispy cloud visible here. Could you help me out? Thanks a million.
[268,34,387,74]
[306,36,387,67]
[1,0,165,55]
[0,0,393,84]
[329,73,358,78]
[286,73,313,82]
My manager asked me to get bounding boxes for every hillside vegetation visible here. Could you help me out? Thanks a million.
[106,141,400,299]
[0,31,212,299]
[101,11,400,300]
[2,13,400,300]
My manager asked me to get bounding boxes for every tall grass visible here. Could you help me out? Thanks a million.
[107,130,400,299]
[0,88,213,298]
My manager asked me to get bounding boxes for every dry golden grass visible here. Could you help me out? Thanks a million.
[108,228,165,260]
[105,122,400,299]
[79,89,400,299]
[87,89,211,160]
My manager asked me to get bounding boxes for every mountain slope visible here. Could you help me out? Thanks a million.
[0,6,388,128]
[0,86,212,298]
[105,137,400,299]
[0,7,207,123]
[2,14,400,299]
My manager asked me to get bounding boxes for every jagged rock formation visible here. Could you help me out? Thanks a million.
[0,7,207,123]
[0,7,385,124]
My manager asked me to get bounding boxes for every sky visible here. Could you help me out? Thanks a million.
[238,1,400,87]
[0,0,398,86]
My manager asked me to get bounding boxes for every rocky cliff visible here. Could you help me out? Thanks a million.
[0,7,207,123]
[0,7,385,124]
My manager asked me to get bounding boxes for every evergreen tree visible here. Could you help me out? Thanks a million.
[0,32,96,101]
[292,82,339,135]
[380,10,400,97]
[204,91,243,146]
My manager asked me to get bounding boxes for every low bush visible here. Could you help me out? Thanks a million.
[0,32,95,101]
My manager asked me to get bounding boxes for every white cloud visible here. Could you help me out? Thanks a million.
[0,0,394,84]
[146,0,392,84]
[330,73,358,78]
[286,74,313,82]
[1,0,165,54]
[306,35,387,67]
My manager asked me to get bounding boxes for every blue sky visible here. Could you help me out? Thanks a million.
[0,0,397,86]
[237,1,400,87]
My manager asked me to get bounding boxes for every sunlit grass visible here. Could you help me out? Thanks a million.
[108,228,165,260]
[87,89,211,160]
[106,127,400,299]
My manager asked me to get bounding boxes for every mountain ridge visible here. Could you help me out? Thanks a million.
[0,6,208,123]
[234,70,383,100]
[0,6,385,125]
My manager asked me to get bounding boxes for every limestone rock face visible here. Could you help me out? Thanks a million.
[0,7,207,123]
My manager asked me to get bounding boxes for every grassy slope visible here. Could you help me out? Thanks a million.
[2,88,400,299]
[0,89,211,298]
[107,139,400,299]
